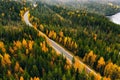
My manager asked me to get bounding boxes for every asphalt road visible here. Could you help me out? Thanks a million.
[24,11,73,62]
[24,11,32,27]
[24,11,99,76]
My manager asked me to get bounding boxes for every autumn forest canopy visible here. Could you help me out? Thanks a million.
[0,0,120,80]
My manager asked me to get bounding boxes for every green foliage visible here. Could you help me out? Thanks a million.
[30,2,120,79]
[0,1,93,79]
[0,25,93,79]
[0,0,23,25]
[1,1,120,79]
[84,2,120,16]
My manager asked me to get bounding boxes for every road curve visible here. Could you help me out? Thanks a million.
[24,11,33,27]
[24,11,99,76]
[24,11,73,63]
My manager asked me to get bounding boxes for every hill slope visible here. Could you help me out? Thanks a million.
[30,2,120,80]
[0,1,96,80]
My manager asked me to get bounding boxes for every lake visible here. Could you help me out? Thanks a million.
[110,12,120,25]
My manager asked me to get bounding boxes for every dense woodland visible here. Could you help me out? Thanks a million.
[0,0,23,26]
[0,0,120,80]
[81,2,120,16]
[30,2,120,80]
[0,1,101,80]
[42,1,120,16]
[1,25,96,80]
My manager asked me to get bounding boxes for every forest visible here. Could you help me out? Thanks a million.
[0,0,103,80]
[0,0,120,80]
[80,2,120,16]
[1,25,97,80]
[0,0,23,26]
[30,2,120,80]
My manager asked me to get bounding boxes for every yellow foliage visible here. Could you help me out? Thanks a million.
[14,41,22,49]
[83,50,97,66]
[46,30,49,35]
[33,77,40,80]
[104,62,120,79]
[20,76,24,80]
[59,37,62,43]
[91,54,97,64]
[95,74,101,80]
[74,42,78,49]
[33,23,37,30]
[39,24,44,31]
[103,77,111,80]
[13,46,17,51]
[26,49,29,54]
[70,41,74,49]
[59,31,64,37]
[104,62,113,76]
[24,7,27,11]
[88,51,93,56]
[48,31,52,38]
[64,60,71,70]
[1,47,6,53]
[64,37,67,45]
[30,77,33,80]
[40,42,42,47]
[30,77,40,80]
[22,39,27,47]
[28,40,34,51]
[0,54,5,66]
[14,61,20,72]
[40,41,48,53]
[0,41,6,53]
[16,41,22,49]
[48,30,56,39]
[0,41,4,48]
[89,72,94,78]
[67,37,71,43]
[14,73,19,80]
[19,10,24,21]
[63,36,78,51]
[7,70,11,76]
[19,67,24,73]
[9,47,14,54]
[28,13,30,19]
[38,31,41,37]
[93,34,97,41]
[3,53,11,66]
[0,53,11,66]
[0,54,3,59]
[74,58,84,72]
[83,51,93,62]
[53,32,57,39]
[97,57,105,69]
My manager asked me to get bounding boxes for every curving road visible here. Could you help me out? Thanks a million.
[24,11,33,27]
[24,11,73,63]
[24,11,99,76]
